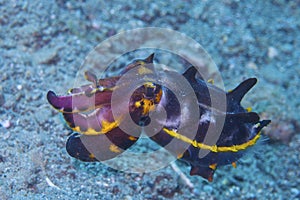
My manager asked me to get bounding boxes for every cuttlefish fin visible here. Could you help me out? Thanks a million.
[227,78,257,103]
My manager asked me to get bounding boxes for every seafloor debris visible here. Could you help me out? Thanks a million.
[263,119,298,145]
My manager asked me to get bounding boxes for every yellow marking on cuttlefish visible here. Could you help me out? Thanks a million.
[135,98,156,115]
[57,106,86,114]
[85,128,103,135]
[209,163,217,170]
[246,107,252,112]
[142,99,155,115]
[70,118,121,136]
[73,126,81,133]
[162,128,261,153]
[138,66,153,75]
[71,126,101,135]
[177,153,184,159]
[85,88,99,96]
[155,88,163,103]
[232,162,237,168]
[207,79,214,84]
[101,120,120,134]
[135,101,142,108]
[89,153,95,159]
[137,61,145,65]
[67,88,74,94]
[109,144,121,153]
[144,82,155,88]
[128,136,137,141]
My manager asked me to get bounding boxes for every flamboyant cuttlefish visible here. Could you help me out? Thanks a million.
[47,53,270,181]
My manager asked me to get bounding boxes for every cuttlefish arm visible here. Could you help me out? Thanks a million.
[47,89,113,113]
[47,71,120,113]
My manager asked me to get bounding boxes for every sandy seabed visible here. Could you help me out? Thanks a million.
[0,0,299,199]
